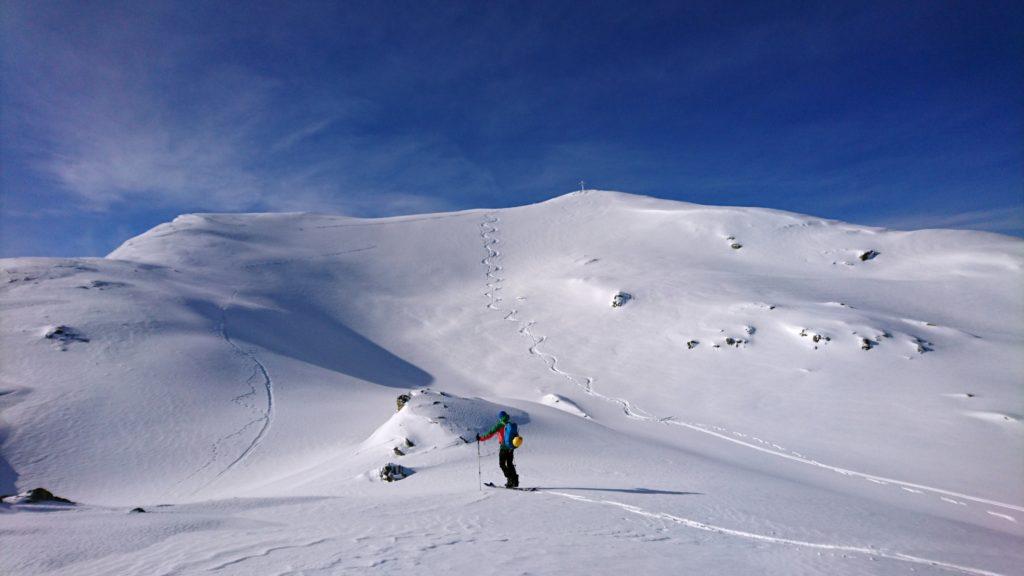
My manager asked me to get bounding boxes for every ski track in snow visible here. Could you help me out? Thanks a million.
[180,294,275,495]
[542,491,1007,576]
[478,214,1023,519]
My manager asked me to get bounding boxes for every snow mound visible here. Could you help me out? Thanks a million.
[540,393,588,418]
[361,389,529,457]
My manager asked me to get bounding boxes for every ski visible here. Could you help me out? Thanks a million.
[484,482,537,492]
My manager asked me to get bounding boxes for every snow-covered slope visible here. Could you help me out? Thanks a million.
[1,191,1022,575]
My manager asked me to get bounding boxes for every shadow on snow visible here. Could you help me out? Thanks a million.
[187,298,434,390]
[535,487,702,496]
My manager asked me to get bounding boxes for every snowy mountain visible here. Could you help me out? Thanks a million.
[1,190,1022,575]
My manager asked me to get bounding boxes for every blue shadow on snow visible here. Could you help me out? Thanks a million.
[187,298,433,390]
[532,487,701,496]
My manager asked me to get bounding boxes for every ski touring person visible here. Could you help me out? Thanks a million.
[477,410,522,488]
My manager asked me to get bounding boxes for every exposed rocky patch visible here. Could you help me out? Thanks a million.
[43,325,89,349]
[798,328,831,349]
[1,487,74,505]
[396,393,411,411]
[378,463,413,482]
[859,250,880,262]
[611,292,632,308]
[77,279,129,290]
[723,336,748,348]
[912,337,934,354]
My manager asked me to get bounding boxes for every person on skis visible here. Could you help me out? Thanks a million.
[477,410,521,488]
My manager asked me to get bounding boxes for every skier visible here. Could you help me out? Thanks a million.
[476,410,521,488]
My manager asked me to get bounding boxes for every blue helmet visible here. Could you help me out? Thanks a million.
[498,410,509,422]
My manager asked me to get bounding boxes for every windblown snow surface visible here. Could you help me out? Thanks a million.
[1,191,1022,575]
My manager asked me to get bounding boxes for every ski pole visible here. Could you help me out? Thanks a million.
[477,439,482,491]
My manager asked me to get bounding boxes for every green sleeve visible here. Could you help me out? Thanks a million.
[479,420,503,440]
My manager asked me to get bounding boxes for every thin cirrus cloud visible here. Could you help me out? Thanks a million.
[2,3,492,218]
[871,206,1024,235]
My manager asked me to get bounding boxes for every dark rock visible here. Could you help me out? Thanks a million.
[404,438,414,447]
[129,507,146,513]
[379,463,413,482]
[859,250,880,262]
[914,337,933,353]
[860,338,876,351]
[611,292,632,308]
[44,325,89,346]
[393,447,405,456]
[25,488,74,504]
[730,243,743,250]
[78,280,128,290]
[686,340,699,350]
[396,394,412,412]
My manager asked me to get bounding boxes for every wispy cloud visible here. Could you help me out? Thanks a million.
[870,206,1024,235]
[1,3,494,217]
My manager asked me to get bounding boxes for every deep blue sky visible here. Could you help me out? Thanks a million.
[2,1,1022,257]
